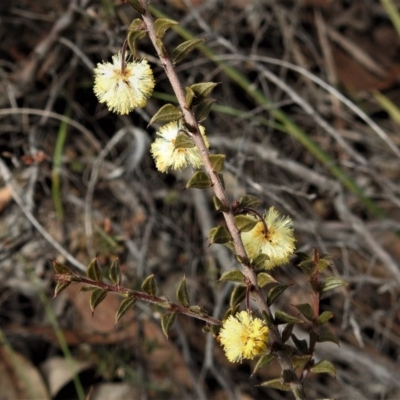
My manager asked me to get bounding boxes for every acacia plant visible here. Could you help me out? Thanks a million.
[53,1,346,398]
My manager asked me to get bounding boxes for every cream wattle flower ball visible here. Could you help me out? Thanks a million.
[150,120,209,173]
[219,311,269,363]
[241,207,296,269]
[93,52,155,115]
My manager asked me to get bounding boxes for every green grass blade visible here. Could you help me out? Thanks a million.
[373,90,400,127]
[52,105,71,221]
[381,0,400,38]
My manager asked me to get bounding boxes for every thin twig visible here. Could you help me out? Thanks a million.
[55,272,221,326]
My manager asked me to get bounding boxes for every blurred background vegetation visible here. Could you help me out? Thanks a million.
[1,0,400,399]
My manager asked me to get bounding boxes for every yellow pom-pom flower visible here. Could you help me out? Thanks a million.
[150,120,209,173]
[241,207,296,269]
[219,311,269,363]
[93,53,155,115]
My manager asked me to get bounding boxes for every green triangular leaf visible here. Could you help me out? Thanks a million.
[125,0,145,14]
[161,312,176,339]
[174,132,195,149]
[87,257,102,282]
[149,104,183,126]
[252,253,270,270]
[127,19,146,58]
[213,196,229,212]
[176,277,190,307]
[294,303,315,321]
[109,258,122,285]
[185,86,195,108]
[155,18,178,38]
[115,296,137,324]
[52,260,71,275]
[238,194,262,209]
[274,310,303,325]
[260,378,291,391]
[172,38,204,64]
[186,171,212,189]
[318,330,340,346]
[317,258,331,272]
[209,154,225,172]
[54,281,71,298]
[317,311,333,325]
[297,259,314,276]
[321,277,347,293]
[291,333,309,354]
[291,354,311,370]
[189,82,218,102]
[219,269,245,284]
[234,215,258,232]
[209,225,232,244]
[257,272,276,288]
[267,284,289,306]
[128,18,144,32]
[310,360,336,378]
[127,31,146,59]
[90,288,107,315]
[141,274,157,296]
[281,323,294,343]
[230,286,246,308]
[252,353,275,375]
[193,98,216,122]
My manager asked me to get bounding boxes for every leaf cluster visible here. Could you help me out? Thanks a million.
[218,249,344,387]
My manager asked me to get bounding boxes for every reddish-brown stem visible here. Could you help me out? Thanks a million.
[55,273,221,326]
